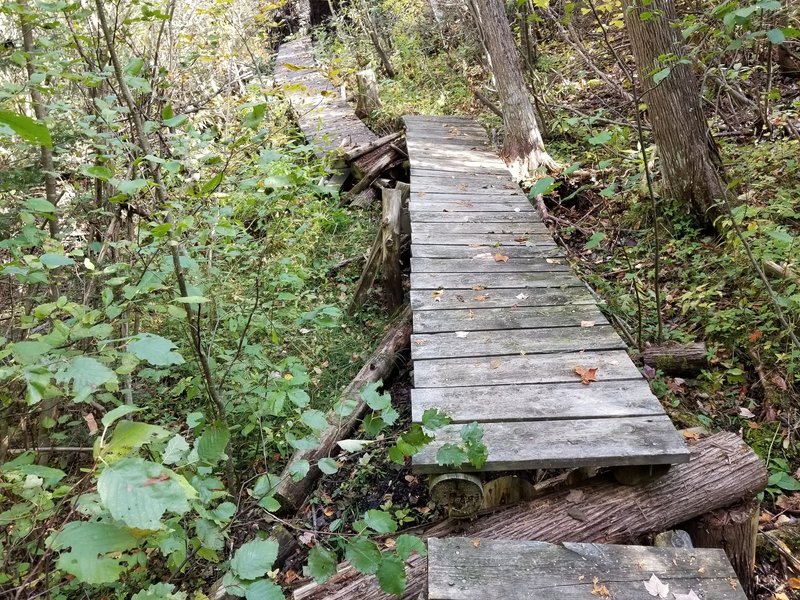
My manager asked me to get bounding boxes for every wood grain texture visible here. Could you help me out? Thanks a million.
[411,324,625,359]
[411,271,580,291]
[427,538,747,600]
[409,211,543,223]
[413,304,606,333]
[413,414,689,472]
[413,349,642,386]
[410,191,528,202]
[410,244,562,259]
[411,379,661,422]
[409,201,536,213]
[411,221,547,234]
[411,257,571,273]
[410,286,591,310]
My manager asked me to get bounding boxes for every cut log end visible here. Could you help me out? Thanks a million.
[429,473,484,518]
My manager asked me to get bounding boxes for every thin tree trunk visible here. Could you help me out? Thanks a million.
[623,0,728,229]
[468,0,555,179]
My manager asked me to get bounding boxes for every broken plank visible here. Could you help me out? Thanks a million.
[411,378,661,422]
[410,287,592,310]
[412,304,607,333]
[413,414,690,473]
[427,539,746,600]
[411,257,571,273]
[411,324,625,360]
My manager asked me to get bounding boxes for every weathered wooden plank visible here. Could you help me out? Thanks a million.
[411,272,578,291]
[411,165,509,177]
[411,171,516,185]
[414,414,690,472]
[411,325,625,360]
[427,539,746,600]
[410,245,562,259]
[411,222,546,234]
[413,183,524,196]
[413,304,606,334]
[413,349,640,386]
[409,202,536,213]
[410,286,592,310]
[411,257,571,273]
[411,234,555,248]
[410,193,531,205]
[410,211,543,223]
[411,379,660,422]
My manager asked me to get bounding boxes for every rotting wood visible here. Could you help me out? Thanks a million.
[355,69,381,118]
[426,538,748,600]
[291,432,767,600]
[349,227,384,314]
[344,153,401,203]
[683,498,760,598]
[481,475,535,509]
[381,188,403,308]
[274,310,411,513]
[654,529,694,549]
[429,473,484,518]
[344,131,403,162]
[639,342,708,375]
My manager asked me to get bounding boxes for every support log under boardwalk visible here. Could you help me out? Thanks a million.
[291,432,766,600]
[274,310,411,513]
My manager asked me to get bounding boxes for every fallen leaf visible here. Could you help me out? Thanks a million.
[457,183,468,191]
[455,331,469,338]
[514,236,529,243]
[472,253,493,259]
[667,377,686,394]
[489,359,501,369]
[414,339,426,345]
[515,293,528,300]
[284,570,299,584]
[471,284,486,291]
[644,573,669,598]
[567,506,588,521]
[471,539,481,548]
[574,366,598,385]
[83,413,98,436]
[473,295,489,302]
[739,406,756,419]
[672,591,701,600]
[591,577,611,597]
[384,538,396,549]
[431,289,444,298]
[749,329,762,342]
[580,321,596,328]
[772,374,787,390]
[788,578,800,590]
[545,258,563,264]
[642,364,656,379]
[566,489,584,503]
[682,430,702,441]
[494,253,509,263]
[514,207,520,212]
[773,594,790,600]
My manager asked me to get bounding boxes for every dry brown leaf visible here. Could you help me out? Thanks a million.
[788,578,800,590]
[682,430,702,441]
[514,236,529,243]
[772,374,788,391]
[566,489,584,503]
[431,289,444,298]
[489,359,501,370]
[284,569,299,584]
[494,253,509,263]
[473,295,489,302]
[384,538,396,549]
[414,339,426,345]
[471,538,481,548]
[580,320,596,328]
[574,366,598,385]
[83,413,98,436]
[749,329,763,342]
[591,577,611,597]
[773,593,790,600]
[471,284,486,291]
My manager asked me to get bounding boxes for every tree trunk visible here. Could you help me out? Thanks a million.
[623,0,728,229]
[380,189,403,309]
[355,69,381,118]
[639,342,708,375]
[467,0,555,179]
[292,432,766,600]
[274,312,411,512]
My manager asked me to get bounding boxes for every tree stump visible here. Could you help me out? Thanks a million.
[355,69,381,118]
[381,188,403,308]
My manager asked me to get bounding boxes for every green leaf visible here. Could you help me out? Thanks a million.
[11,340,52,364]
[131,583,188,599]
[55,356,117,402]
[163,114,188,127]
[345,538,382,574]
[244,580,284,600]
[301,409,329,431]
[50,521,139,584]
[363,509,397,534]
[125,57,145,76]
[23,197,57,213]
[436,443,467,467]
[395,535,427,560]
[102,420,171,460]
[97,458,194,530]
[376,554,406,596]
[0,109,52,147]
[766,28,785,44]
[653,67,671,84]
[305,545,337,583]
[197,421,230,465]
[175,295,210,303]
[585,231,606,249]
[337,439,371,452]
[361,381,390,410]
[287,388,310,407]
[421,408,451,430]
[81,165,114,181]
[40,253,75,268]
[162,434,191,464]
[115,178,150,195]
[128,333,185,366]
[528,176,557,197]
[288,459,310,481]
[317,457,338,475]
[101,405,141,428]
[231,538,280,580]
[587,131,612,145]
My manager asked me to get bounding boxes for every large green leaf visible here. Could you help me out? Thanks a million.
[50,521,138,584]
[363,509,397,534]
[97,458,194,530]
[128,333,185,366]
[230,538,279,580]
[244,580,284,600]
[197,421,230,465]
[55,356,117,402]
[101,420,171,460]
[131,583,188,599]
[376,554,406,596]
[0,109,52,147]
[345,538,382,574]
[305,545,337,583]
[394,535,427,560]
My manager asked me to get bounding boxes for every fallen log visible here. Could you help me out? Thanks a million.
[274,309,411,513]
[639,342,708,376]
[344,131,403,162]
[292,432,766,600]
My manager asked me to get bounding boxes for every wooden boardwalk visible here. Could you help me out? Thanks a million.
[405,115,689,474]
[428,538,747,600]
[275,37,375,155]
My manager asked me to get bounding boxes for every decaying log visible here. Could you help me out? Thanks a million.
[683,499,760,598]
[355,69,382,118]
[639,342,708,375]
[654,529,694,549]
[274,310,411,512]
[349,229,384,314]
[344,131,403,162]
[764,260,800,285]
[292,432,766,600]
[344,152,399,203]
[381,188,403,308]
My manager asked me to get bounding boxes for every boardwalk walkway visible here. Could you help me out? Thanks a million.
[405,115,689,474]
